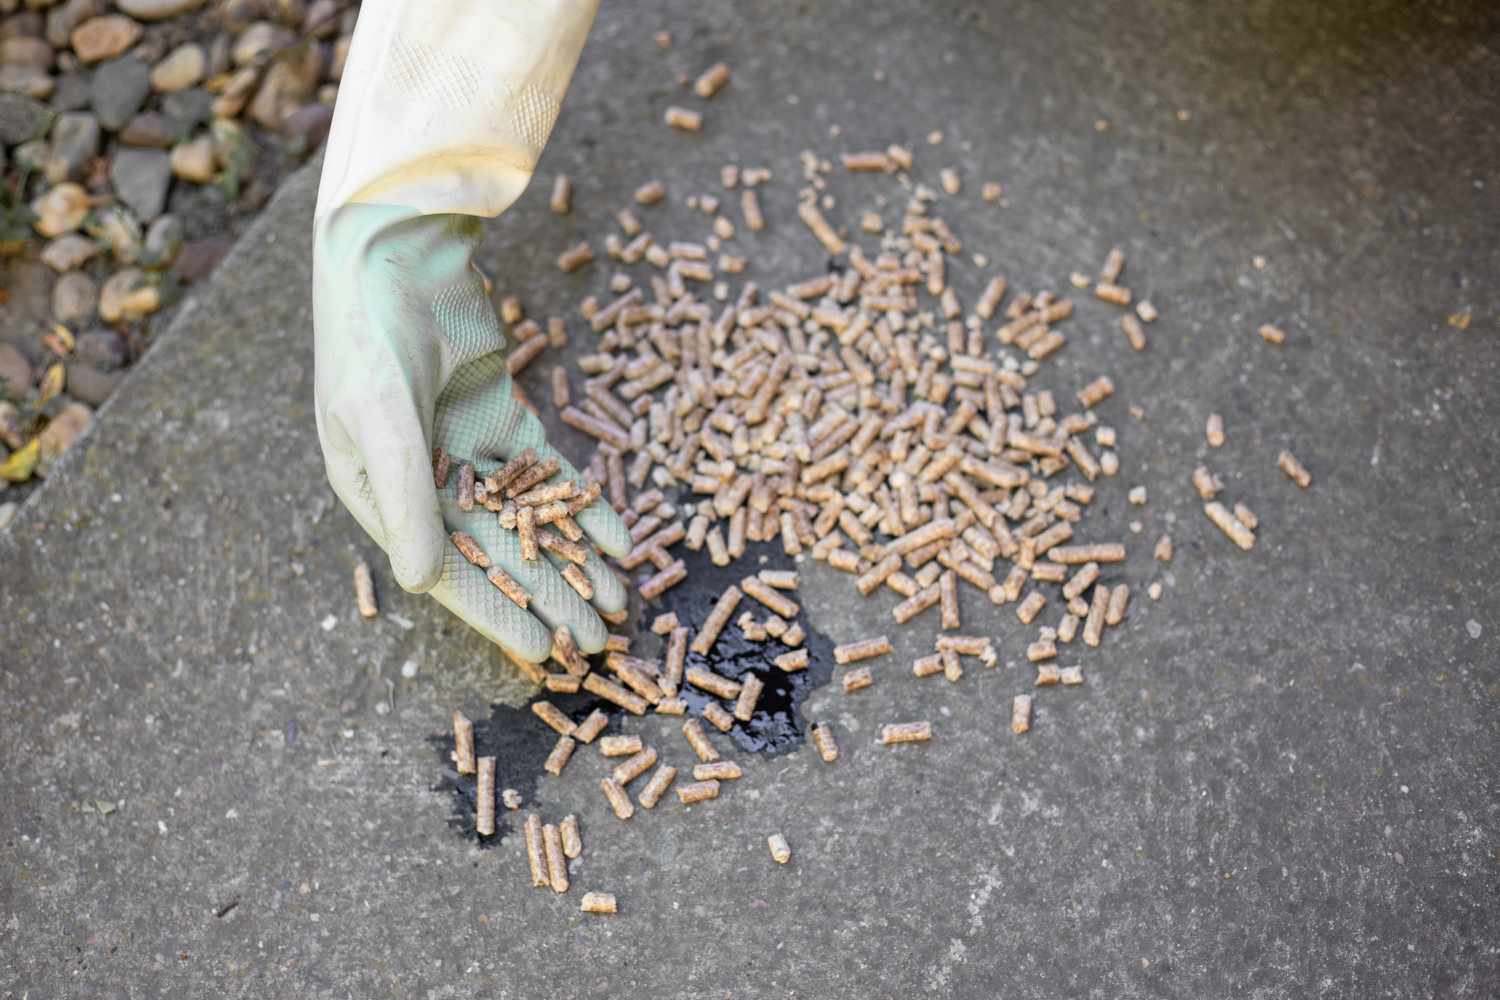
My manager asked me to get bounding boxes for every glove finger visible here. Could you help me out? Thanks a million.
[569,495,632,559]
[539,542,627,616]
[426,548,554,664]
[442,495,610,655]
[352,400,446,593]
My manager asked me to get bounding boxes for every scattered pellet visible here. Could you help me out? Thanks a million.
[634,180,665,205]
[452,711,476,775]
[550,175,573,215]
[1206,413,1225,447]
[1083,584,1109,647]
[652,612,680,635]
[683,718,721,763]
[599,735,643,757]
[560,814,582,858]
[584,673,649,715]
[1011,695,1033,735]
[880,721,932,745]
[686,666,742,701]
[1233,502,1259,530]
[613,747,658,786]
[541,822,569,893]
[834,636,892,664]
[640,559,687,599]
[694,761,743,781]
[574,708,609,744]
[812,722,840,763]
[1154,535,1173,561]
[1050,543,1126,564]
[734,673,765,721]
[1059,666,1084,685]
[637,764,679,809]
[580,891,618,915]
[774,648,810,672]
[1016,590,1046,624]
[665,105,703,131]
[432,447,452,489]
[842,667,874,693]
[1077,376,1114,408]
[1105,584,1131,625]
[1278,449,1312,488]
[503,788,524,811]
[913,653,943,678]
[1095,282,1131,306]
[691,585,743,655]
[600,777,635,820]
[702,701,735,733]
[1204,501,1256,550]
[476,756,496,836]
[768,833,792,864]
[1258,323,1286,345]
[544,735,577,777]
[677,780,721,805]
[558,241,594,272]
[797,200,845,254]
[353,561,378,619]
[486,565,531,609]
[694,62,731,98]
[524,813,548,887]
[532,701,576,736]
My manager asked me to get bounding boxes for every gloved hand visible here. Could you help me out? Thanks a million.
[312,0,621,664]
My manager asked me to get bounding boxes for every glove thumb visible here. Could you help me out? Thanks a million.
[353,400,446,594]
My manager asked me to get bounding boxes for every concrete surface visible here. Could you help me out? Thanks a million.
[3,1,1498,996]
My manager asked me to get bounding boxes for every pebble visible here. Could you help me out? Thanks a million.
[282,100,332,151]
[169,134,215,182]
[142,214,183,267]
[1467,620,1482,639]
[63,362,118,405]
[13,139,51,173]
[0,401,22,450]
[0,344,33,397]
[1,36,54,72]
[159,86,212,133]
[0,65,54,100]
[0,92,53,145]
[248,60,298,129]
[117,0,208,20]
[90,54,150,130]
[51,269,97,323]
[48,72,92,113]
[36,401,92,476]
[210,66,257,119]
[76,329,127,370]
[70,14,142,64]
[86,205,143,263]
[45,109,98,180]
[109,148,172,221]
[46,0,108,50]
[149,42,204,92]
[119,110,173,147]
[30,181,89,237]
[40,233,100,271]
[232,21,288,67]
[98,268,160,322]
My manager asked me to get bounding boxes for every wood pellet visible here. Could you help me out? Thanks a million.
[880,721,932,745]
[676,780,720,805]
[1205,501,1256,550]
[834,636,892,664]
[1278,449,1312,488]
[580,891,617,915]
[768,834,792,864]
[475,756,496,836]
[1011,695,1032,734]
[637,764,678,809]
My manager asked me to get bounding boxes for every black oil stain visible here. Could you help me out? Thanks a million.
[430,538,835,846]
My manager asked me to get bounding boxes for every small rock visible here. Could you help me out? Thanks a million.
[303,0,338,39]
[292,40,323,93]
[85,205,142,263]
[0,65,53,99]
[209,116,247,169]
[44,108,97,180]
[63,362,117,404]
[141,213,182,267]
[117,0,207,20]
[209,66,256,118]
[13,138,50,172]
[159,86,212,132]
[328,34,348,80]
[173,235,230,283]
[0,91,53,144]
[30,181,88,237]
[36,400,91,476]
[51,269,96,323]
[90,54,150,129]
[205,31,230,76]
[1,36,53,71]
[0,401,22,450]
[46,0,107,50]
[248,59,298,129]
[168,133,214,182]
[232,21,288,66]
[109,147,171,220]
[40,232,99,271]
[47,70,91,111]
[118,110,173,147]
[0,344,33,397]
[283,100,331,152]
[70,14,141,64]
[149,42,204,92]
[98,267,158,322]
[76,329,126,369]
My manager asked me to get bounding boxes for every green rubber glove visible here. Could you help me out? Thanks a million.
[313,203,629,662]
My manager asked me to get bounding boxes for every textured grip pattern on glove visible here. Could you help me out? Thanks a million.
[388,37,482,111]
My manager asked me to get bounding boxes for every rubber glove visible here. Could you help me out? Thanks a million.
[313,0,625,664]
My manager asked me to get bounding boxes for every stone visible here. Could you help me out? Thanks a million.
[328,33,347,80]
[209,116,247,171]
[116,0,206,19]
[44,109,97,180]
[85,205,142,263]
[205,31,229,76]
[168,134,214,182]
[159,86,211,132]
[0,91,52,143]
[69,14,140,63]
[35,399,91,476]
[63,361,117,404]
[0,64,53,98]
[47,70,90,111]
[13,138,50,172]
[118,111,173,147]
[282,101,331,152]
[45,0,106,50]
[1,35,53,71]
[231,21,288,67]
[0,343,32,397]
[148,41,203,92]
[141,213,182,268]
[109,148,171,221]
[247,59,298,129]
[209,66,256,118]
[50,269,96,323]
[303,0,337,39]
[173,235,230,283]
[75,328,126,370]
[30,181,88,237]
[98,267,158,322]
[40,233,99,271]
[89,54,150,129]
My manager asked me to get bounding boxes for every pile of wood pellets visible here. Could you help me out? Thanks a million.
[411,60,1315,915]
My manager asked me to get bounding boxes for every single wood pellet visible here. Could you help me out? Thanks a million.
[842,667,874,693]
[1077,376,1114,408]
[550,175,572,215]
[637,764,678,809]
[676,780,721,805]
[1154,535,1173,562]
[558,241,594,272]
[812,722,839,762]
[691,585,743,655]
[1278,449,1312,488]
[1035,664,1061,686]
[452,710,475,775]
[1060,666,1084,685]
[580,891,617,915]
[1050,543,1126,565]
[734,673,765,721]
[1204,501,1256,550]
[600,777,635,820]
[613,747,658,786]
[834,636,892,664]
[694,62,731,98]
[1206,413,1225,447]
[1105,584,1130,625]
[532,700,576,736]
[694,761,742,781]
[683,718,721,763]
[1011,695,1033,735]
[768,833,792,864]
[544,735,576,776]
[774,648,809,672]
[560,813,582,858]
[475,756,496,836]
[880,721,932,745]
[1258,323,1286,345]
[574,708,609,744]
[634,180,665,205]
[542,822,569,893]
[686,665,742,701]
[665,106,703,131]
[584,673,649,716]
[502,788,523,810]
[702,701,735,733]
[1234,502,1259,530]
[524,813,548,887]
[353,561,378,619]
[599,734,643,757]
[741,575,800,618]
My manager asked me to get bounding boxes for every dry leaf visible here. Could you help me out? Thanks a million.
[0,437,40,482]
[37,363,64,406]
